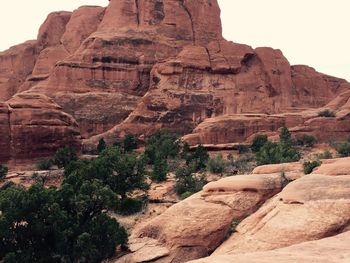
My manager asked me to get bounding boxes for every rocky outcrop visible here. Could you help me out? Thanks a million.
[188,231,350,263]
[214,172,350,255]
[116,174,286,262]
[0,41,38,101]
[0,93,80,163]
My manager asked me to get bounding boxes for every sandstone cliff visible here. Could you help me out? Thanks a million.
[0,0,350,161]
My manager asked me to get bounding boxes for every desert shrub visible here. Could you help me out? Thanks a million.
[150,157,168,182]
[53,147,78,168]
[235,144,250,154]
[256,128,300,165]
[335,142,350,157]
[0,181,127,262]
[145,131,180,164]
[174,164,207,196]
[180,191,193,200]
[206,154,228,174]
[230,219,241,233]
[65,147,149,203]
[97,138,107,153]
[256,141,300,165]
[316,150,333,159]
[318,109,336,117]
[234,153,256,174]
[37,159,53,170]
[303,160,321,174]
[296,135,317,147]
[251,135,268,152]
[117,198,144,215]
[186,145,209,171]
[0,164,8,181]
[122,134,138,152]
[280,127,292,145]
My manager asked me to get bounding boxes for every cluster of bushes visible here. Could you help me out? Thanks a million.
[295,135,317,148]
[206,153,255,175]
[37,146,78,171]
[255,128,301,165]
[0,136,155,261]
[335,141,350,157]
[0,163,128,262]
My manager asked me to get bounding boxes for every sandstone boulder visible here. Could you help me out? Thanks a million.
[116,173,286,262]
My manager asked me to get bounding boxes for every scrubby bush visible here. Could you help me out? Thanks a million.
[174,164,207,196]
[97,138,107,153]
[151,157,168,182]
[251,135,268,152]
[145,131,180,164]
[206,154,227,174]
[316,150,333,159]
[280,127,292,145]
[234,153,256,174]
[37,159,53,170]
[335,142,350,157]
[256,141,300,165]
[318,109,336,117]
[0,164,8,181]
[235,144,250,154]
[117,198,144,215]
[122,134,138,152]
[296,135,317,147]
[256,128,300,165]
[186,145,209,171]
[65,146,149,213]
[53,147,78,168]
[303,160,321,174]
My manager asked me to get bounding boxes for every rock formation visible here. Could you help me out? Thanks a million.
[116,173,287,262]
[0,93,80,162]
[115,157,350,262]
[188,231,350,263]
[0,0,350,161]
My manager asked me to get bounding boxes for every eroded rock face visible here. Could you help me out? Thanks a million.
[116,174,285,262]
[87,40,350,146]
[0,93,80,162]
[1,0,350,159]
[214,173,350,255]
[0,41,38,101]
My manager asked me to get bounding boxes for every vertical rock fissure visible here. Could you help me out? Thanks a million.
[135,0,140,26]
[180,0,196,44]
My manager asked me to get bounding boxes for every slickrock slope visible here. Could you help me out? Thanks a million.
[214,174,350,255]
[116,174,286,262]
[116,158,350,263]
[188,231,350,263]
[0,0,350,160]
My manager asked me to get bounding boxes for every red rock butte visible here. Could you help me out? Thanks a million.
[1,0,350,162]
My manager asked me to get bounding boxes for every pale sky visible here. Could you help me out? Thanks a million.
[0,0,349,81]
